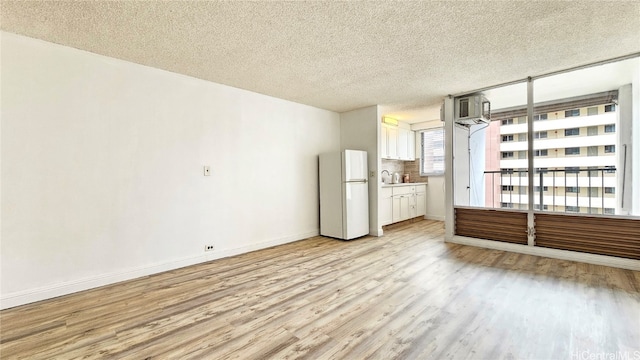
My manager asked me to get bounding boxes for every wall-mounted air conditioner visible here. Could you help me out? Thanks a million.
[454,95,490,126]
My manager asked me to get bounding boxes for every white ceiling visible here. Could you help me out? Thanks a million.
[2,1,639,123]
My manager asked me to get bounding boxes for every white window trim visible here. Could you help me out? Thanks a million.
[420,128,445,176]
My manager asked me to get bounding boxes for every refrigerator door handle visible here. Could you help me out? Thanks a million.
[346,179,367,184]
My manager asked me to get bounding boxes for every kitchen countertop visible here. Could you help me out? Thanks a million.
[381,182,428,188]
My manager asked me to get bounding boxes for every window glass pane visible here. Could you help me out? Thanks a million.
[455,57,637,214]
[565,109,580,117]
[533,58,634,216]
[535,131,547,139]
[420,128,445,176]
[565,147,580,155]
[453,81,527,209]
[564,128,580,136]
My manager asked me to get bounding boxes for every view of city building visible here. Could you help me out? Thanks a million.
[484,95,618,214]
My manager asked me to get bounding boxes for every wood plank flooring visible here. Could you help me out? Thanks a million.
[1,220,639,359]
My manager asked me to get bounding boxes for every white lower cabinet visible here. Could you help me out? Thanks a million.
[416,185,426,217]
[392,194,412,223]
[384,184,426,225]
[380,187,393,226]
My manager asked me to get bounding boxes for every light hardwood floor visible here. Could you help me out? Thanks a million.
[1,220,639,359]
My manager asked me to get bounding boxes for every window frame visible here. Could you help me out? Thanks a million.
[565,109,580,117]
[565,147,581,155]
[419,127,445,176]
[564,128,580,136]
[501,151,515,159]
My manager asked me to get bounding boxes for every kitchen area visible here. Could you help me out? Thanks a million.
[329,105,443,239]
[379,116,429,227]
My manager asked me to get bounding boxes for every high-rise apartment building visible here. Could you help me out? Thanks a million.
[485,96,618,214]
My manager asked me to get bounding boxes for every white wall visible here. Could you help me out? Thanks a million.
[618,84,633,215]
[340,106,381,235]
[632,60,640,216]
[453,125,471,206]
[0,32,340,308]
[468,124,487,207]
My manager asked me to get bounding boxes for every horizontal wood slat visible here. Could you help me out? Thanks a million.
[455,208,528,245]
[535,213,640,260]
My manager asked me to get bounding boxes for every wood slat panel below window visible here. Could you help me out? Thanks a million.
[535,213,640,260]
[455,208,528,245]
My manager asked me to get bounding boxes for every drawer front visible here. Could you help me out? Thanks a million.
[415,185,426,194]
[392,186,415,196]
[381,187,393,198]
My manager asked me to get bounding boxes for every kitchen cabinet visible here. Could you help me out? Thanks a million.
[408,131,416,160]
[382,125,398,160]
[380,187,393,226]
[391,185,415,223]
[416,185,426,217]
[381,124,414,160]
[392,194,411,223]
[381,126,388,159]
[398,128,416,161]
[382,184,427,226]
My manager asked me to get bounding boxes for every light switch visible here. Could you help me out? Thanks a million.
[204,166,211,176]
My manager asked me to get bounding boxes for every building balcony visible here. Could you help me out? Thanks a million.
[499,113,616,135]
[484,167,618,214]
[500,134,616,152]
[500,155,615,169]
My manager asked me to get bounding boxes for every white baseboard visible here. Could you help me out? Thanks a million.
[370,228,383,237]
[425,214,445,221]
[0,229,319,310]
[447,235,640,271]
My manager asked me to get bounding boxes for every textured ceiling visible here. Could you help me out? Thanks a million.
[2,1,639,122]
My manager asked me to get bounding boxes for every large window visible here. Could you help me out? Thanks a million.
[451,56,639,261]
[455,57,636,217]
[420,128,445,176]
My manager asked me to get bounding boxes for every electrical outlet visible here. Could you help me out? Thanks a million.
[204,245,215,252]
[204,166,211,176]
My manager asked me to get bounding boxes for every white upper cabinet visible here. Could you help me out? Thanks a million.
[382,123,414,161]
[398,128,416,161]
[398,128,409,160]
[382,125,399,160]
[381,126,389,159]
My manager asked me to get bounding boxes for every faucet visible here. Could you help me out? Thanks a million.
[381,170,390,183]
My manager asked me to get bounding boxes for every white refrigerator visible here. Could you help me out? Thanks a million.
[319,150,370,240]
